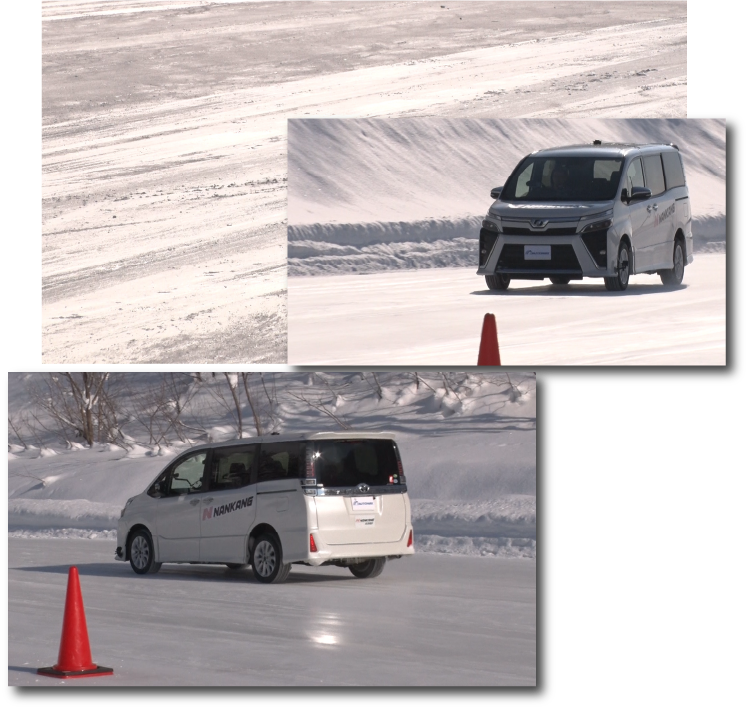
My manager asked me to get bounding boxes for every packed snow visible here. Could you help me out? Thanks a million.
[288,118,725,276]
[41,1,686,363]
[289,254,726,366]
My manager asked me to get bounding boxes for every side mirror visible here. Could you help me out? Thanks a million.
[490,186,503,200]
[620,188,628,203]
[629,186,652,203]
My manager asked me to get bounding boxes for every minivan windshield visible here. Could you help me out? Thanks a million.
[310,439,401,488]
[502,156,624,202]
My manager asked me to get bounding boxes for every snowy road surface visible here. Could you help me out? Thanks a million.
[288,254,726,366]
[42,1,686,363]
[8,538,535,686]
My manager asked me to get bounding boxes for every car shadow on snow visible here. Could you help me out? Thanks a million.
[471,283,688,297]
[14,563,361,584]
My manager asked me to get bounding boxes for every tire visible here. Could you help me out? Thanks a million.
[251,534,291,584]
[604,241,631,292]
[225,563,250,570]
[128,529,161,575]
[659,240,685,285]
[485,273,511,291]
[549,276,571,285]
[349,558,386,579]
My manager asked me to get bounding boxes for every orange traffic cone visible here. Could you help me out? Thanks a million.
[477,313,501,366]
[37,566,113,678]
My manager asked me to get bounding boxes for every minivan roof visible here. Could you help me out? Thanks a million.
[180,431,398,454]
[532,142,679,158]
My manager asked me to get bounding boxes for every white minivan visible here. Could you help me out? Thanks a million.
[477,142,693,291]
[116,432,414,583]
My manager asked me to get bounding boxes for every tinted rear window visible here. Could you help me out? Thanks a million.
[310,439,401,488]
[642,154,666,196]
[661,151,686,189]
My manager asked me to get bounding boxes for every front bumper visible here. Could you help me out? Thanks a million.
[477,230,617,279]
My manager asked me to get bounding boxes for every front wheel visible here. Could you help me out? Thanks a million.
[485,273,511,291]
[604,242,630,292]
[659,241,685,285]
[128,529,161,575]
[349,558,386,579]
[252,534,291,584]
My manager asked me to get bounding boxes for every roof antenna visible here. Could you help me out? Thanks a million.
[593,139,602,145]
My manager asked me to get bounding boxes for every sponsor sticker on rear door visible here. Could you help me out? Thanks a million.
[355,517,376,528]
[524,245,551,260]
[352,497,376,511]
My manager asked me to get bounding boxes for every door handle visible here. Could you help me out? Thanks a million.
[653,203,658,210]
[189,498,201,506]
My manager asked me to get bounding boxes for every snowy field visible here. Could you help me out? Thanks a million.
[41,1,686,363]
[8,372,536,684]
[289,254,726,366]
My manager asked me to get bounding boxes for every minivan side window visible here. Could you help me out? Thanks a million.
[258,442,303,483]
[208,445,256,491]
[642,154,666,196]
[168,452,207,495]
[625,158,645,196]
[661,151,686,189]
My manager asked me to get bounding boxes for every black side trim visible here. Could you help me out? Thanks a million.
[257,489,298,495]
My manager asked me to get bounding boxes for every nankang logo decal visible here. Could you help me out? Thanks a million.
[655,203,675,226]
[202,496,253,520]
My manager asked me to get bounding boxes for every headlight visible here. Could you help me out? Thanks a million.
[482,218,499,232]
[581,218,612,233]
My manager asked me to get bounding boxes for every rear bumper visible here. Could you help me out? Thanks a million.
[297,528,414,566]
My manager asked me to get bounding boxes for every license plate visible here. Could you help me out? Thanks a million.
[351,496,376,511]
[524,245,551,260]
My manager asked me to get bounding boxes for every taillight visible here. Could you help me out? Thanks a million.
[310,533,318,553]
[407,530,413,548]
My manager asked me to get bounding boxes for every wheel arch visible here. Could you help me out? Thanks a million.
[248,523,281,561]
[126,523,155,562]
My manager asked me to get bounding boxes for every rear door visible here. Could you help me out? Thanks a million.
[641,153,673,269]
[255,441,307,561]
[311,439,408,545]
[199,444,258,563]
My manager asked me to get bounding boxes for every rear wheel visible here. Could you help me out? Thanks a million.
[659,241,685,285]
[549,276,571,285]
[252,534,291,584]
[128,529,161,575]
[349,558,386,579]
[485,274,511,291]
[604,242,630,292]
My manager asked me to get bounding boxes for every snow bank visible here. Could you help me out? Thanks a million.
[289,212,725,276]
[8,498,121,531]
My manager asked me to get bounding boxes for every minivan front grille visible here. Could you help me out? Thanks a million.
[502,226,578,236]
[498,243,581,271]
